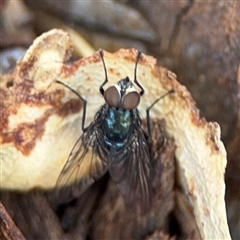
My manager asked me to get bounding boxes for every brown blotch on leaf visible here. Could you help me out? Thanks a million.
[14,115,48,156]
[57,98,82,117]
[19,56,38,80]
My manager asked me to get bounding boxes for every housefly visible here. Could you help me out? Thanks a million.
[56,50,173,211]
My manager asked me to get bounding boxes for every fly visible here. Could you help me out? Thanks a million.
[56,49,173,212]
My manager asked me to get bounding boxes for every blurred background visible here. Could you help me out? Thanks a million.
[1,0,239,239]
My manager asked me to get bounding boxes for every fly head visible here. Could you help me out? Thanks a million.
[99,49,145,110]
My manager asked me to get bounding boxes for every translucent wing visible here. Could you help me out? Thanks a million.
[109,126,152,212]
[56,123,108,202]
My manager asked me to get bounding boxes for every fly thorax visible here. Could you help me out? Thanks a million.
[102,107,133,151]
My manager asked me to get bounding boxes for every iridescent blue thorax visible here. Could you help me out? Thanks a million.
[101,106,135,153]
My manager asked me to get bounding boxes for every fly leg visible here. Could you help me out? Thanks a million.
[100,49,145,96]
[55,80,88,133]
[99,49,109,96]
[146,89,175,137]
[133,50,145,96]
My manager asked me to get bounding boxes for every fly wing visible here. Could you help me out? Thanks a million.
[109,127,152,212]
[56,123,108,202]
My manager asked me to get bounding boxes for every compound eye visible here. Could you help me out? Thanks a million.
[122,90,140,110]
[104,85,120,108]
